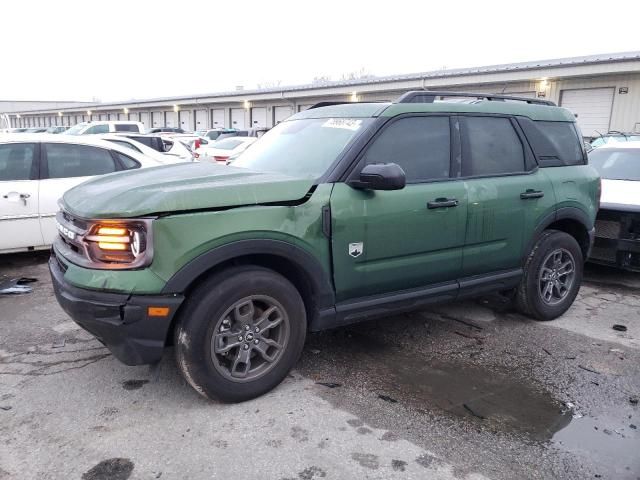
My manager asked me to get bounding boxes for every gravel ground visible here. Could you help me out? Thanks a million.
[0,252,638,480]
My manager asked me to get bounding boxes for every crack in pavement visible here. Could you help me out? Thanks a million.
[0,353,111,377]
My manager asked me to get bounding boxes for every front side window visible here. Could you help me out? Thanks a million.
[85,124,110,134]
[461,116,525,176]
[45,143,117,178]
[234,118,371,178]
[361,116,450,183]
[0,143,36,181]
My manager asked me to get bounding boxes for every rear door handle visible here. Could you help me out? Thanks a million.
[520,189,544,200]
[427,197,459,209]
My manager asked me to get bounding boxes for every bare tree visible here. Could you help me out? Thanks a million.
[256,80,283,89]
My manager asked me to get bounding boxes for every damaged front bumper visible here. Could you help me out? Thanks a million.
[49,249,184,365]
[589,206,640,272]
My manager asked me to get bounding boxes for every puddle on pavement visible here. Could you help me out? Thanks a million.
[552,413,640,475]
[308,331,573,441]
[307,329,640,472]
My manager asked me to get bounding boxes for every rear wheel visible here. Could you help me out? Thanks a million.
[516,230,583,321]
[175,266,306,402]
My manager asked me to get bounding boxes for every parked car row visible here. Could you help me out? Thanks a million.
[0,134,182,255]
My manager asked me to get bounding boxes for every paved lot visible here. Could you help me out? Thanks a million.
[0,252,639,480]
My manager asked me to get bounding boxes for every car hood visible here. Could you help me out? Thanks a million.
[61,162,315,219]
[600,179,640,211]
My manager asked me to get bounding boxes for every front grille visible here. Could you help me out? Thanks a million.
[595,219,621,239]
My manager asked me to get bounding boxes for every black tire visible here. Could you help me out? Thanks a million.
[174,266,306,402]
[516,229,583,321]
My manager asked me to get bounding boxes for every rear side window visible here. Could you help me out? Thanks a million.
[362,116,450,183]
[44,143,117,178]
[0,143,36,181]
[115,124,140,132]
[461,116,525,176]
[106,139,141,152]
[534,121,584,166]
[112,151,141,170]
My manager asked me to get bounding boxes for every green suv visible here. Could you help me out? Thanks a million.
[50,91,600,402]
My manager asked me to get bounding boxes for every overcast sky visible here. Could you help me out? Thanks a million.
[1,0,639,102]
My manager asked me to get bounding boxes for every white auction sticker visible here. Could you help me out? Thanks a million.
[321,118,362,131]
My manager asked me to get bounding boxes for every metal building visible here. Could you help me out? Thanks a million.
[2,51,639,138]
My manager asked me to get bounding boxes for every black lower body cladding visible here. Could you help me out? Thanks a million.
[49,254,184,365]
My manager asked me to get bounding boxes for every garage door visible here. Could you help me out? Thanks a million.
[180,110,191,131]
[251,107,267,128]
[152,111,164,127]
[274,106,293,124]
[195,109,207,130]
[139,112,149,130]
[165,111,177,128]
[211,109,225,128]
[298,104,313,112]
[560,88,614,138]
[231,108,245,129]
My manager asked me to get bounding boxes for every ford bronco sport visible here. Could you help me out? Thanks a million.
[50,91,600,402]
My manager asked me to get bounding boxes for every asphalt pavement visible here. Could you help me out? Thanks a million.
[0,252,638,480]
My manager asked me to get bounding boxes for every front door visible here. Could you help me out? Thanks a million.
[331,115,467,302]
[0,142,42,251]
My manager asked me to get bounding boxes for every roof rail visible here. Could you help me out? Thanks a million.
[396,91,556,106]
[307,100,388,110]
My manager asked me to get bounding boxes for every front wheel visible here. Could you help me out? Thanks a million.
[175,266,307,402]
[516,230,583,321]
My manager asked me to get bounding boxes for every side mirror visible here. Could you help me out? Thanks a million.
[349,163,406,191]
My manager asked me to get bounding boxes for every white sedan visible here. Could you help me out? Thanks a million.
[0,134,166,254]
[98,134,190,164]
[196,137,256,163]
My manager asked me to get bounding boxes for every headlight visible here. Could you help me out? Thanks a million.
[83,220,152,268]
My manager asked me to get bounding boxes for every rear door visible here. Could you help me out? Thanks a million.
[459,116,555,277]
[39,143,119,244]
[331,115,467,301]
[0,142,42,250]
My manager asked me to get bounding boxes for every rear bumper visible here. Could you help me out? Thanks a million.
[49,253,184,365]
[590,237,640,272]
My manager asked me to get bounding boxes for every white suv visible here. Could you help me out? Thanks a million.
[64,121,144,135]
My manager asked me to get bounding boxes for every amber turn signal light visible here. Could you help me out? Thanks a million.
[148,307,170,317]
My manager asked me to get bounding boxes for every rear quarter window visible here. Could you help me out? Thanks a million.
[517,118,586,167]
[115,124,141,132]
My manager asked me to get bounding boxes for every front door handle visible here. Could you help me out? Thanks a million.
[2,192,31,205]
[520,189,544,200]
[427,197,459,209]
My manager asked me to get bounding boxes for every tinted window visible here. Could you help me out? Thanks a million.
[535,121,583,165]
[45,143,116,178]
[113,151,141,170]
[85,124,110,134]
[588,149,640,181]
[362,116,450,182]
[115,124,140,132]
[0,143,35,181]
[462,117,524,176]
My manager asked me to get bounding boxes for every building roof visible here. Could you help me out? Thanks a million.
[5,51,640,114]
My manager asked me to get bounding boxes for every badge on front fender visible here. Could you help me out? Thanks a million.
[348,242,363,258]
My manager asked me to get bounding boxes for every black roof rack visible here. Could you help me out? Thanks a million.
[396,91,555,106]
[307,100,387,110]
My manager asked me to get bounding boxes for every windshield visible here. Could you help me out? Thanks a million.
[234,118,369,178]
[213,138,244,150]
[589,148,640,181]
[64,123,88,135]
